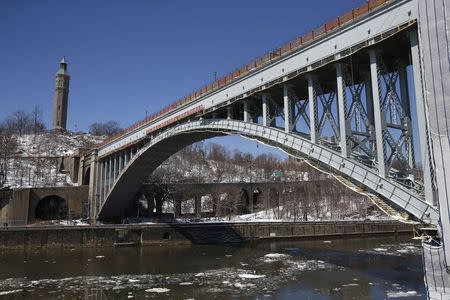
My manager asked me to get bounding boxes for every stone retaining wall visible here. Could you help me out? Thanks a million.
[0,221,413,249]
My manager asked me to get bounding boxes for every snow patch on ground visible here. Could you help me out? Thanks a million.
[3,133,105,189]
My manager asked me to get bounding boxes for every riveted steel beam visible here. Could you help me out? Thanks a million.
[369,49,387,178]
[99,119,438,224]
[336,63,349,157]
[283,84,293,133]
[409,29,436,206]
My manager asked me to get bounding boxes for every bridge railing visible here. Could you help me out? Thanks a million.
[98,0,393,150]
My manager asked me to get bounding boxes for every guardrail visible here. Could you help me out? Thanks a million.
[98,0,394,149]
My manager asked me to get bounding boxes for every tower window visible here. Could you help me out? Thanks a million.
[58,105,60,111]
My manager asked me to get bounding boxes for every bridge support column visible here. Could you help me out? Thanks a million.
[398,63,415,170]
[195,196,201,218]
[364,73,376,148]
[369,50,387,178]
[108,155,113,191]
[112,154,117,184]
[308,75,318,143]
[243,100,250,122]
[410,30,435,206]
[88,150,98,222]
[77,157,85,185]
[174,197,182,218]
[118,152,123,175]
[283,84,293,133]
[227,107,233,120]
[97,160,103,215]
[262,93,270,127]
[101,159,106,204]
[103,159,107,200]
[155,198,163,216]
[336,63,349,157]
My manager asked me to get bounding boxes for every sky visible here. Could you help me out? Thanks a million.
[0,0,369,158]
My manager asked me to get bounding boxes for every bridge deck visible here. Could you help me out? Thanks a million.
[98,0,410,155]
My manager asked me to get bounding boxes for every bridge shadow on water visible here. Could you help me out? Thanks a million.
[166,220,245,245]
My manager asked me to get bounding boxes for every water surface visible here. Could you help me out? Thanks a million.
[0,235,425,299]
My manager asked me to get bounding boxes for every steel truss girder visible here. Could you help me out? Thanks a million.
[373,53,415,175]
[285,86,310,134]
[268,95,284,123]
[310,76,340,143]
[341,64,375,159]
[98,119,438,224]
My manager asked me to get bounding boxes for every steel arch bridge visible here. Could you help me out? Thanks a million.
[97,119,438,223]
[85,0,439,225]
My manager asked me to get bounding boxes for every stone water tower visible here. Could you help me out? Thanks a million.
[52,57,70,131]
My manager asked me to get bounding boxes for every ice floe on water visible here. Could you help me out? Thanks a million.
[386,290,419,298]
[145,287,170,293]
[0,289,22,295]
[374,248,388,252]
[234,282,256,289]
[359,243,422,256]
[0,255,350,298]
[264,253,289,259]
[263,253,291,262]
[238,274,266,279]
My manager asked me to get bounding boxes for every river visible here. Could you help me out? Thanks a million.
[0,234,425,299]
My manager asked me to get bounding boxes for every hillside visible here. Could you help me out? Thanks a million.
[1,132,104,188]
[1,133,393,222]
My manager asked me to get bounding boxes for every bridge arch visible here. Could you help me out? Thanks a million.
[83,167,91,185]
[35,195,68,221]
[97,119,438,224]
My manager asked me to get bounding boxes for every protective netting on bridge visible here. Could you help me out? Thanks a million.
[418,0,450,295]
[422,241,450,299]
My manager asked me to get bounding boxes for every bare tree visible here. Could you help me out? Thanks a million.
[89,121,122,136]
[31,105,45,135]
[0,123,17,186]
[5,110,32,135]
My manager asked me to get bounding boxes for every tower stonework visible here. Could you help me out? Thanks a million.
[52,57,70,131]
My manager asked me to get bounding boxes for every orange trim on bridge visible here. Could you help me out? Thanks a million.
[98,0,391,149]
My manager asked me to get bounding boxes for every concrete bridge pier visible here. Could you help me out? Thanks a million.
[88,150,98,222]
[173,198,182,218]
[195,196,201,218]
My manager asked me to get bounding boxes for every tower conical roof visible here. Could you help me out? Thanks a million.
[56,57,69,76]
